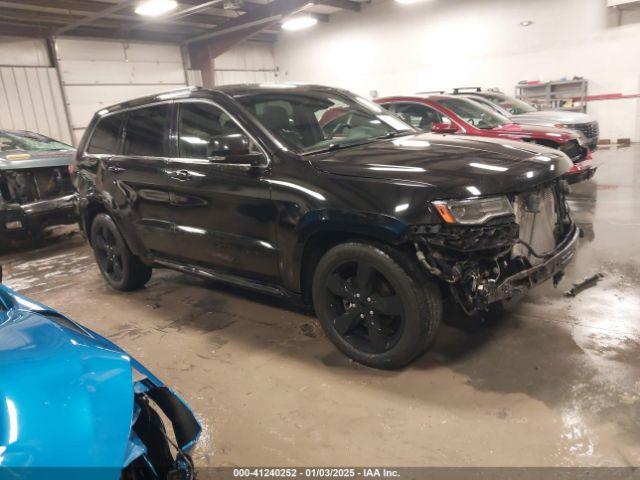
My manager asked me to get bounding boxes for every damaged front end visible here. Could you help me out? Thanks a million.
[411,180,578,314]
[0,157,77,238]
[123,366,202,480]
[0,285,201,480]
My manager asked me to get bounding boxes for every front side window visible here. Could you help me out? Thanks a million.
[235,90,414,154]
[386,103,448,131]
[177,102,259,159]
[436,98,511,129]
[123,104,171,157]
[87,113,126,155]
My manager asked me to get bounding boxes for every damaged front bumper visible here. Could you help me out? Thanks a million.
[0,193,77,235]
[411,182,578,313]
[124,361,202,480]
[481,225,579,304]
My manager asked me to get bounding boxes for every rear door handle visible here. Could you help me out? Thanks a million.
[172,169,192,181]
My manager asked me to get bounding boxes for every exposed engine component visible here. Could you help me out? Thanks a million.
[412,180,574,314]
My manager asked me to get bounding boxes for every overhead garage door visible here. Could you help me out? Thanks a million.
[55,38,188,144]
[213,43,278,85]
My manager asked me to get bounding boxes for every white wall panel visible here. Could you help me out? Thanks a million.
[55,38,187,144]
[275,0,640,142]
[0,66,72,145]
[0,36,50,67]
[0,36,72,144]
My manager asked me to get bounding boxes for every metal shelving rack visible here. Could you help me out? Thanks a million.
[515,79,589,113]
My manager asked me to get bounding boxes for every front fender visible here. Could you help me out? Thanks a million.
[282,209,411,292]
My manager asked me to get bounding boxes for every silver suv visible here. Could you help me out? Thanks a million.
[456,89,599,150]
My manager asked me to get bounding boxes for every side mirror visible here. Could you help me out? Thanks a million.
[431,122,459,134]
[208,133,252,157]
[207,133,266,167]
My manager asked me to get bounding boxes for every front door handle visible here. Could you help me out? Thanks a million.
[107,166,125,174]
[172,169,192,181]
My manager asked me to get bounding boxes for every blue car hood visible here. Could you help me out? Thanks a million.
[0,285,201,475]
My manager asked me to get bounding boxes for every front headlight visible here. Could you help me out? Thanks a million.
[433,195,513,224]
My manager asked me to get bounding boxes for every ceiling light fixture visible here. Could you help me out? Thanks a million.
[281,15,318,31]
[135,0,178,17]
[519,20,534,26]
[395,0,424,5]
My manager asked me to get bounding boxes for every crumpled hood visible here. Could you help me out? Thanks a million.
[511,110,596,127]
[0,150,75,171]
[310,133,573,199]
[0,289,134,470]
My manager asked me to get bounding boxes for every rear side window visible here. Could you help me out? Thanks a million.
[123,104,171,157]
[87,113,125,154]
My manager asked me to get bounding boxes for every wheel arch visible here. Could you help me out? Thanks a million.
[80,196,149,261]
[294,213,412,304]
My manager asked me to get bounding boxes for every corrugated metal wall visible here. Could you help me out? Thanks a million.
[213,43,278,85]
[0,66,73,145]
[0,36,73,145]
[55,38,188,144]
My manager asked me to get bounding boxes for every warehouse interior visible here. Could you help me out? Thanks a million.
[1,0,639,476]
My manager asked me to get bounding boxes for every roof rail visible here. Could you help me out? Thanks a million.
[452,87,482,94]
[415,90,445,95]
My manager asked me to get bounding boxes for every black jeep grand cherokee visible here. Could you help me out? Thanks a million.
[75,84,578,369]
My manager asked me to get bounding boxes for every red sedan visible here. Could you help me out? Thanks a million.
[376,95,596,182]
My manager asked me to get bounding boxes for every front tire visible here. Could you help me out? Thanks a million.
[90,213,152,291]
[312,242,442,369]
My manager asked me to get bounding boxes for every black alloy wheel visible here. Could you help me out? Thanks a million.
[325,259,404,354]
[90,213,152,291]
[93,223,125,283]
[313,242,442,369]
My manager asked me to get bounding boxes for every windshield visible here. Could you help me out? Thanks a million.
[235,89,415,154]
[481,93,537,115]
[436,97,511,129]
[465,95,512,117]
[0,131,73,153]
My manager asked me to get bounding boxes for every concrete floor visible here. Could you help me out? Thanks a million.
[2,145,639,468]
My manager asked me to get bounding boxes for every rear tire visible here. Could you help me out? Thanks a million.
[90,213,151,291]
[312,242,442,369]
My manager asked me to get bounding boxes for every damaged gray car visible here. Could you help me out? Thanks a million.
[0,129,77,251]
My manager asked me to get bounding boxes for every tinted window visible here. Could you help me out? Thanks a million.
[386,103,447,131]
[87,114,125,154]
[123,104,170,157]
[178,102,257,159]
[436,98,510,129]
[482,93,536,115]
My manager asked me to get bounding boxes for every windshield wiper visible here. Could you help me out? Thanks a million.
[374,131,413,140]
[303,131,414,155]
[326,139,374,151]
